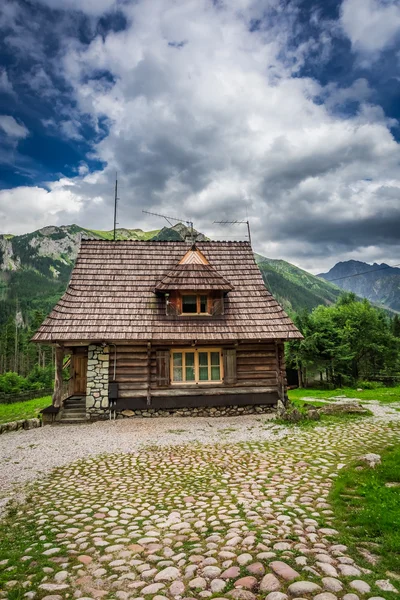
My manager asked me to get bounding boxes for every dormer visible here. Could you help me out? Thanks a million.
[155,244,233,316]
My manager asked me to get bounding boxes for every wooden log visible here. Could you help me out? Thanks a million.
[147,342,151,406]
[53,346,64,408]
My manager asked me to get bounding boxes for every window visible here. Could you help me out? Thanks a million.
[171,349,223,383]
[181,294,209,314]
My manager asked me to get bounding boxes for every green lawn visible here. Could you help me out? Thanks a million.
[330,445,400,596]
[0,396,51,424]
[288,385,400,403]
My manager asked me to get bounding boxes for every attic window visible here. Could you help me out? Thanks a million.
[182,294,209,315]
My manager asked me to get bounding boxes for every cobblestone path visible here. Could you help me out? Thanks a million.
[1,408,399,600]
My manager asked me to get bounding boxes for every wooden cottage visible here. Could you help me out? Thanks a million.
[32,240,302,421]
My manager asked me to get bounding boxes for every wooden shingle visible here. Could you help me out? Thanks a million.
[32,240,302,343]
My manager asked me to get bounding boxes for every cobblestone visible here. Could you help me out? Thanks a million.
[0,400,399,599]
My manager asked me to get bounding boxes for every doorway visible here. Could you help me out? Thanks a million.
[72,354,88,395]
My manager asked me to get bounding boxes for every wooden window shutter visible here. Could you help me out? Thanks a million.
[224,348,237,384]
[156,350,170,386]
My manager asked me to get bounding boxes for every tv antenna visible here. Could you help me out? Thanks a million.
[113,172,119,241]
[214,219,252,247]
[142,210,195,244]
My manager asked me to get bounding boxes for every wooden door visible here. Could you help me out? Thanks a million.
[73,355,88,395]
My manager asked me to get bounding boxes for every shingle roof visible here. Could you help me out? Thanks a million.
[155,263,234,292]
[155,244,234,292]
[32,240,302,343]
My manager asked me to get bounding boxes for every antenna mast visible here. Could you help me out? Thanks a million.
[214,219,252,247]
[142,210,195,244]
[113,173,119,241]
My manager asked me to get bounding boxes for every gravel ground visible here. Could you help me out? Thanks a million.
[0,412,282,510]
[0,400,399,514]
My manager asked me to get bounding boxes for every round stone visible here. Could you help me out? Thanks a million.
[265,594,288,600]
[155,566,181,582]
[169,581,185,596]
[314,594,338,600]
[260,574,281,592]
[350,581,371,594]
[246,562,265,576]
[203,566,222,579]
[270,561,300,581]
[322,578,343,592]
[211,579,226,593]
[141,583,166,595]
[234,576,257,589]
[53,571,68,585]
[288,582,322,596]
[237,554,253,566]
[221,566,241,579]
[189,577,207,590]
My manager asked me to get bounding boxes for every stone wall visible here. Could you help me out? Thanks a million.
[86,345,110,419]
[116,404,276,419]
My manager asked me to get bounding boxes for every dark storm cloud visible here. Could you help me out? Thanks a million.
[0,0,400,273]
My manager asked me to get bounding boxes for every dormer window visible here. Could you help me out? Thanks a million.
[182,294,209,315]
[155,243,234,317]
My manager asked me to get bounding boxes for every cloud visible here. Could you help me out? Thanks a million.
[0,184,82,235]
[1,0,400,273]
[35,0,118,17]
[0,115,29,139]
[0,67,15,95]
[341,0,400,55]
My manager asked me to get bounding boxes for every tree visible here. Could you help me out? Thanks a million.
[287,293,400,386]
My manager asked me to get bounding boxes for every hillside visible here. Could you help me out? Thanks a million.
[0,224,344,328]
[255,255,342,314]
[319,260,400,312]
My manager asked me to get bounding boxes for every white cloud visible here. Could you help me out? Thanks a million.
[0,68,15,95]
[0,184,82,235]
[341,0,400,55]
[2,0,400,272]
[0,115,29,139]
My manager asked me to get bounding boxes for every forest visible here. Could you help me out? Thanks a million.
[287,293,400,388]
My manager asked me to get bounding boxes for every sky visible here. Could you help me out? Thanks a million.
[0,0,400,273]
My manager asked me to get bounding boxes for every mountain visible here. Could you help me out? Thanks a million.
[255,255,342,314]
[319,260,400,313]
[0,224,344,331]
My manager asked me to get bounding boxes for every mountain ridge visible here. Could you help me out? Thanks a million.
[319,260,400,312]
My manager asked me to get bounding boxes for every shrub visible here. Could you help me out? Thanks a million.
[357,380,385,390]
[0,372,29,394]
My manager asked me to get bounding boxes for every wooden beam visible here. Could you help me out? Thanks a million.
[53,346,64,408]
[147,341,152,406]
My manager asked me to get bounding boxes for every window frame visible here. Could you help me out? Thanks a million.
[170,348,224,384]
[180,293,210,315]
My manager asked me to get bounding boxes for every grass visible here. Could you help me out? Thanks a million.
[330,444,400,597]
[0,396,51,424]
[0,497,63,600]
[276,411,371,428]
[277,396,373,428]
[288,385,400,404]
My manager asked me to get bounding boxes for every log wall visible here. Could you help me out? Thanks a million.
[109,343,280,399]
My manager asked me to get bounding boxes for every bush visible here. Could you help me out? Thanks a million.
[357,380,385,390]
[26,365,54,389]
[0,372,29,394]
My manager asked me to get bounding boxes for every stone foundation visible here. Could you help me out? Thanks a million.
[86,344,110,419]
[116,404,276,419]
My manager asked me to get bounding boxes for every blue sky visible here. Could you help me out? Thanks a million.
[0,0,399,272]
